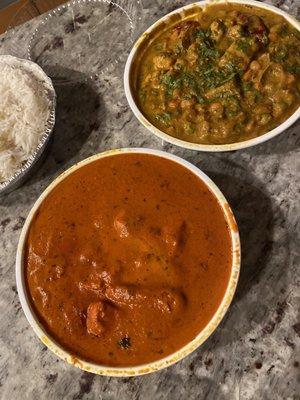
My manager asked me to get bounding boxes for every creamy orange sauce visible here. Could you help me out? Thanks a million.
[25,154,232,366]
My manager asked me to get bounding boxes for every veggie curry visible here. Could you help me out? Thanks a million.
[135,4,300,144]
[25,154,232,366]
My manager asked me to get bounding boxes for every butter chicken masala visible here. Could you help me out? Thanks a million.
[25,153,232,366]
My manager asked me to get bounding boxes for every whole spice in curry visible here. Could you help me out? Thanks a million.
[135,4,300,144]
[25,154,232,366]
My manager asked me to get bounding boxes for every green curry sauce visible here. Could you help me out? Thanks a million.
[135,4,300,144]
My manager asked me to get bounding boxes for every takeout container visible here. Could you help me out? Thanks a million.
[16,148,240,376]
[124,0,300,152]
[0,55,56,195]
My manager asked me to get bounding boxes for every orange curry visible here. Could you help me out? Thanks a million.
[25,153,232,366]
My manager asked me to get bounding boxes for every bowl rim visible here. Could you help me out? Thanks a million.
[16,147,240,376]
[124,0,300,152]
[0,55,56,194]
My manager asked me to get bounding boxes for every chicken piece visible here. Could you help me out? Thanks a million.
[263,63,286,90]
[186,43,198,66]
[206,80,241,101]
[227,24,244,40]
[78,271,112,293]
[105,284,185,315]
[153,54,173,70]
[219,39,259,71]
[161,222,187,256]
[210,20,225,42]
[86,302,106,337]
[243,53,270,89]
[154,289,186,314]
[113,210,130,238]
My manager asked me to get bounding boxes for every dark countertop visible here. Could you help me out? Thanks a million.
[0,1,299,399]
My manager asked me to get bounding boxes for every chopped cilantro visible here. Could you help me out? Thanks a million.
[236,39,251,54]
[286,65,300,74]
[155,113,172,124]
[242,82,252,92]
[160,73,182,97]
[272,48,288,62]
[139,89,147,102]
[195,29,210,39]
[118,336,131,349]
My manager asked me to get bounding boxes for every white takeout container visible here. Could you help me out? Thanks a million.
[16,148,240,376]
[124,0,300,152]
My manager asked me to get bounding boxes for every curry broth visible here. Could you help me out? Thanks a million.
[25,154,232,366]
[134,4,300,144]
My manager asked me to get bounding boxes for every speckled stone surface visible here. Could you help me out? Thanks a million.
[0,1,299,399]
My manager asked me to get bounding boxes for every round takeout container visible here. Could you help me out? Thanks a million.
[0,55,56,195]
[124,0,300,152]
[16,148,240,376]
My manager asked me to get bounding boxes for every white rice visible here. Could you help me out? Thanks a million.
[0,62,51,183]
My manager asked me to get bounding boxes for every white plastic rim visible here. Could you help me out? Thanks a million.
[124,0,300,152]
[16,148,240,376]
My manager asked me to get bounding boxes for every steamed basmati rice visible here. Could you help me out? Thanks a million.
[0,63,51,183]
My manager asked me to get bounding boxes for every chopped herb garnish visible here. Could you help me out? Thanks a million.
[242,81,252,92]
[118,336,131,349]
[253,90,262,102]
[236,39,251,54]
[196,29,210,39]
[155,113,172,124]
[160,73,182,97]
[154,43,163,51]
[272,48,288,62]
[139,89,147,102]
[286,65,300,74]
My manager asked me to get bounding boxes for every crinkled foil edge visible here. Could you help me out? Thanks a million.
[0,55,56,194]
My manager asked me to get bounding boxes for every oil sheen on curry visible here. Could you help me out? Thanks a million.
[25,154,232,366]
[134,4,300,144]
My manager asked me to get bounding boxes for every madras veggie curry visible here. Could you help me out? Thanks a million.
[25,153,232,366]
[134,4,300,144]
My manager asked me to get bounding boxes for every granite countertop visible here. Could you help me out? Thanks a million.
[0,0,299,399]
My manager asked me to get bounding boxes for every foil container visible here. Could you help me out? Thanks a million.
[0,55,56,195]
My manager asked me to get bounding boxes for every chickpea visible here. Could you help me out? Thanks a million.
[272,103,285,118]
[257,113,272,126]
[217,125,231,138]
[280,90,294,106]
[250,60,261,72]
[153,55,173,70]
[285,74,296,86]
[268,32,277,42]
[245,120,254,132]
[168,100,179,109]
[181,99,195,109]
[173,89,180,99]
[227,25,243,39]
[210,20,225,42]
[198,120,210,136]
[209,102,224,118]
[195,104,205,114]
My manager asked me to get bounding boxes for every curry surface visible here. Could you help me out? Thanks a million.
[25,154,232,366]
[135,4,300,144]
